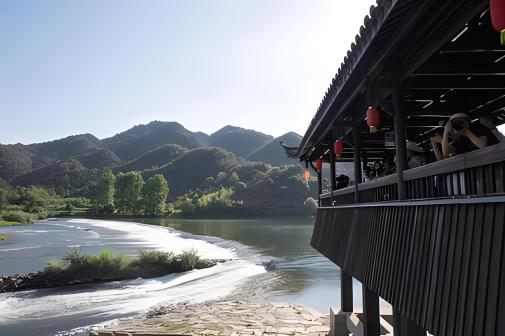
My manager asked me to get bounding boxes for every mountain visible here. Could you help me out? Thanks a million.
[114,144,187,173]
[247,132,302,166]
[0,134,113,181]
[69,148,121,169]
[30,134,103,160]
[102,121,203,161]
[207,126,273,158]
[145,147,243,198]
[0,121,303,195]
[10,159,100,196]
[0,144,39,181]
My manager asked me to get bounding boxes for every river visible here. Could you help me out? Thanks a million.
[0,216,363,336]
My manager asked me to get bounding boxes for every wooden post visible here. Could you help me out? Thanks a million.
[317,168,322,207]
[363,286,380,336]
[392,87,426,336]
[341,270,353,312]
[353,126,362,203]
[392,87,407,199]
[329,142,337,198]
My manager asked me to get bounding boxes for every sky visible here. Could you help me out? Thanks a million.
[0,0,375,144]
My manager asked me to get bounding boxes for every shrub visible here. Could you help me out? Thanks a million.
[39,248,202,285]
[138,250,174,266]
[1,210,35,224]
[177,248,200,271]
[45,260,63,272]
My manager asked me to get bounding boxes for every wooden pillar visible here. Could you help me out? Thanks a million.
[363,286,380,336]
[341,270,353,312]
[392,87,407,199]
[353,126,362,203]
[392,87,426,336]
[329,143,337,196]
[317,168,322,207]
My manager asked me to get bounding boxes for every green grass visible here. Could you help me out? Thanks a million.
[163,322,193,333]
[0,234,10,240]
[0,220,26,226]
[40,248,201,283]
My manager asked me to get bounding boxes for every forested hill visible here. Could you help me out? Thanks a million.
[0,121,315,214]
[0,121,302,181]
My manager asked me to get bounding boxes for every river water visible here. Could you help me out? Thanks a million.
[0,217,362,336]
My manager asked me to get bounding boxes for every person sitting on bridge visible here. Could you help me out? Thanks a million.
[431,113,499,160]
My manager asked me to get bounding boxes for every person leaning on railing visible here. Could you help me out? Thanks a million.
[430,113,501,160]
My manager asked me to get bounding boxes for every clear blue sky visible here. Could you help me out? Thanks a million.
[0,0,374,144]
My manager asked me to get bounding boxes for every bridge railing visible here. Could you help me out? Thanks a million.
[319,143,505,206]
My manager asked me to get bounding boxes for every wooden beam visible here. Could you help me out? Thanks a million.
[392,0,489,82]
[403,76,505,90]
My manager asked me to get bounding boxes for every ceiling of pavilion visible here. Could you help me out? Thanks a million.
[295,0,504,162]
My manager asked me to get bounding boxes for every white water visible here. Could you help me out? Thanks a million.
[67,218,237,259]
[0,218,266,335]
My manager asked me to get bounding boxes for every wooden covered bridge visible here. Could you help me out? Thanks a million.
[286,0,505,335]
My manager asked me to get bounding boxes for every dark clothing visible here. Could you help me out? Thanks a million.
[452,122,499,153]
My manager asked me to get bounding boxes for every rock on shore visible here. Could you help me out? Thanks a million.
[90,300,330,336]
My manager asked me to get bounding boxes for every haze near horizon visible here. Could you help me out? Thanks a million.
[0,0,374,144]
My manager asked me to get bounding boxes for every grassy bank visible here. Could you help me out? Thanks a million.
[0,234,10,240]
[0,220,27,227]
[1,249,220,292]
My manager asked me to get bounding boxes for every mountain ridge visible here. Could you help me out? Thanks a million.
[0,121,302,184]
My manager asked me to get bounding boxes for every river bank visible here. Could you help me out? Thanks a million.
[90,272,330,336]
[0,249,223,293]
[91,300,330,336]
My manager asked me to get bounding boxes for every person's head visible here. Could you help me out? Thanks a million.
[449,113,471,133]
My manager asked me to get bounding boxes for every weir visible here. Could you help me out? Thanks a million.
[287,0,505,335]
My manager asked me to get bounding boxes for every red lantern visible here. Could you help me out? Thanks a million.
[366,106,380,133]
[315,159,323,172]
[303,169,311,182]
[491,0,505,45]
[333,140,343,160]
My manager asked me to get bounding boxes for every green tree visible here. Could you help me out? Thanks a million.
[142,174,169,216]
[94,170,115,213]
[13,186,51,212]
[114,171,144,214]
[0,187,7,214]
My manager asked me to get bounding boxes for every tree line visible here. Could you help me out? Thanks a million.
[93,171,169,216]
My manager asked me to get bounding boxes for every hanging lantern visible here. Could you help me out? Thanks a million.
[315,159,323,172]
[366,106,380,133]
[303,169,311,182]
[333,139,343,160]
[491,0,505,45]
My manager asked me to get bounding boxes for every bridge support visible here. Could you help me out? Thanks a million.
[340,270,353,312]
[363,286,380,336]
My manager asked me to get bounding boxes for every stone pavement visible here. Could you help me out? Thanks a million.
[89,300,330,336]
